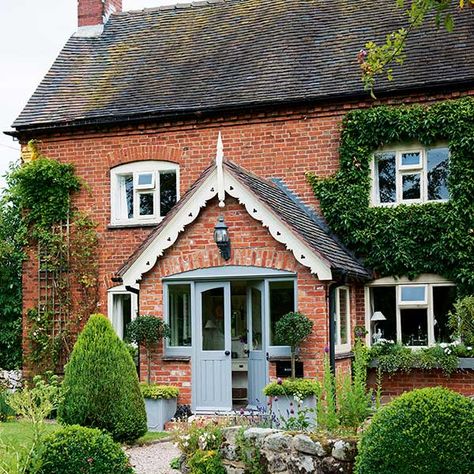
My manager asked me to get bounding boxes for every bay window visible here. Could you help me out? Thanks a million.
[367,277,456,347]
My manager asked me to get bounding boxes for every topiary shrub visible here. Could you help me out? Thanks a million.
[32,425,134,474]
[58,314,147,443]
[355,387,474,474]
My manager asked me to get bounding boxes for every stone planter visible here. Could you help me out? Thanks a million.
[270,395,317,429]
[144,397,177,432]
[459,357,474,370]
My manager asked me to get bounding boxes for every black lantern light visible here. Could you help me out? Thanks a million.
[214,216,231,260]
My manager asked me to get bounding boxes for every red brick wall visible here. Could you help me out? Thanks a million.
[78,0,122,27]
[19,89,474,382]
[138,196,330,404]
[368,368,474,398]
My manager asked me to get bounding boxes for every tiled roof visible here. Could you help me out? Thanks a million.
[13,0,474,130]
[117,161,371,280]
[225,161,370,279]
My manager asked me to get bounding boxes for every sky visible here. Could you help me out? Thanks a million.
[0,0,180,188]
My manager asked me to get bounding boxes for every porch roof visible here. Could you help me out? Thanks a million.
[116,160,371,284]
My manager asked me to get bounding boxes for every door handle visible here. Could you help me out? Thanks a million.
[225,351,230,356]
[266,352,269,361]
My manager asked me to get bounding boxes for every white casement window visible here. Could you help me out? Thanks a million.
[335,286,351,353]
[110,161,179,225]
[108,287,138,340]
[372,145,449,205]
[365,275,456,347]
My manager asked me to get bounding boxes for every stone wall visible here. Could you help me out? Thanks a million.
[219,427,357,474]
[0,370,22,390]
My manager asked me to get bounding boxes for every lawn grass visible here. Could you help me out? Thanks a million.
[0,419,168,471]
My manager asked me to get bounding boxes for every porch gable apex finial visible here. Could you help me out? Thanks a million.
[216,131,225,208]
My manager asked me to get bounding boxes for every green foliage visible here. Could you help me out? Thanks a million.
[139,383,179,400]
[0,163,26,370]
[263,378,321,399]
[337,341,372,428]
[0,389,16,422]
[368,340,462,375]
[317,355,338,432]
[308,98,474,294]
[235,427,264,474]
[175,422,223,457]
[355,387,474,474]
[127,315,170,384]
[187,450,225,474]
[448,295,474,346]
[274,312,313,378]
[58,314,147,443]
[6,155,81,232]
[31,425,134,474]
[359,1,473,94]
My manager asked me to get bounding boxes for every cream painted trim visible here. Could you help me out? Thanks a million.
[121,169,218,285]
[120,165,333,285]
[366,273,453,286]
[225,172,333,280]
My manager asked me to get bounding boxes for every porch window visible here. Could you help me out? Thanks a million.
[109,290,137,340]
[168,284,192,347]
[335,286,351,353]
[368,278,455,346]
[372,146,449,205]
[269,280,296,346]
[110,161,179,225]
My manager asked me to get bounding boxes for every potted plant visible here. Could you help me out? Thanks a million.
[127,315,178,431]
[274,312,313,378]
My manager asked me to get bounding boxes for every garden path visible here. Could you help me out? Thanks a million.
[126,440,180,474]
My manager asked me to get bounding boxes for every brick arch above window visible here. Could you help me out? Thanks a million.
[106,144,183,169]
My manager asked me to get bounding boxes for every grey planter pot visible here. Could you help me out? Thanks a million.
[270,395,317,429]
[459,357,474,370]
[144,397,177,432]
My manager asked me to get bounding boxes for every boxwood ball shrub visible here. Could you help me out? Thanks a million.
[33,425,134,474]
[355,387,474,474]
[58,314,147,443]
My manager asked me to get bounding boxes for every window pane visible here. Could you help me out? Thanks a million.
[269,281,295,345]
[375,152,396,203]
[137,173,154,187]
[372,286,396,342]
[202,287,225,351]
[402,173,421,200]
[251,287,263,350]
[338,288,349,345]
[169,284,191,347]
[401,152,421,167]
[400,286,426,303]
[123,175,134,219]
[112,293,132,340]
[427,148,449,201]
[401,308,428,346]
[139,193,154,216]
[433,286,456,343]
[160,171,177,216]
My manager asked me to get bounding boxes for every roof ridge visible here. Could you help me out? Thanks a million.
[117,0,231,16]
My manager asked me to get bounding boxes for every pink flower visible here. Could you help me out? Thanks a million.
[277,377,283,385]
[324,346,329,353]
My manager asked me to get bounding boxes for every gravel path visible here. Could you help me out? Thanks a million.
[126,440,181,474]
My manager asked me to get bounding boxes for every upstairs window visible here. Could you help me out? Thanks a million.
[111,161,179,225]
[372,146,449,205]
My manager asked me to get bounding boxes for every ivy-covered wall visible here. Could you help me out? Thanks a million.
[308,97,474,295]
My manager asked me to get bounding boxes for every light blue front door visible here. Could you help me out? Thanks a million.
[247,282,268,408]
[194,282,232,412]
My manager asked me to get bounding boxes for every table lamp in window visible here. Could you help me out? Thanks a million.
[371,311,386,343]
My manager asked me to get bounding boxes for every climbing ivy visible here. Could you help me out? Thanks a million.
[4,142,99,372]
[307,97,474,294]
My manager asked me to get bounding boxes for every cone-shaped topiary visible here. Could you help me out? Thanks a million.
[58,314,147,443]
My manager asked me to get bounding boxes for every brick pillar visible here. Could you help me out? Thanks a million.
[78,0,122,27]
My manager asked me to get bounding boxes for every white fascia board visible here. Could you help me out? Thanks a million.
[121,169,218,285]
[225,172,333,280]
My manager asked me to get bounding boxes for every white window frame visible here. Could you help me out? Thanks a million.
[107,286,138,340]
[371,144,449,206]
[335,286,351,354]
[364,274,455,348]
[110,161,180,226]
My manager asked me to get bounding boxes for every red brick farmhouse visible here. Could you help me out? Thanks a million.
[9,0,474,409]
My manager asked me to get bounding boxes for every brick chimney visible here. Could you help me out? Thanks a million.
[78,0,122,28]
